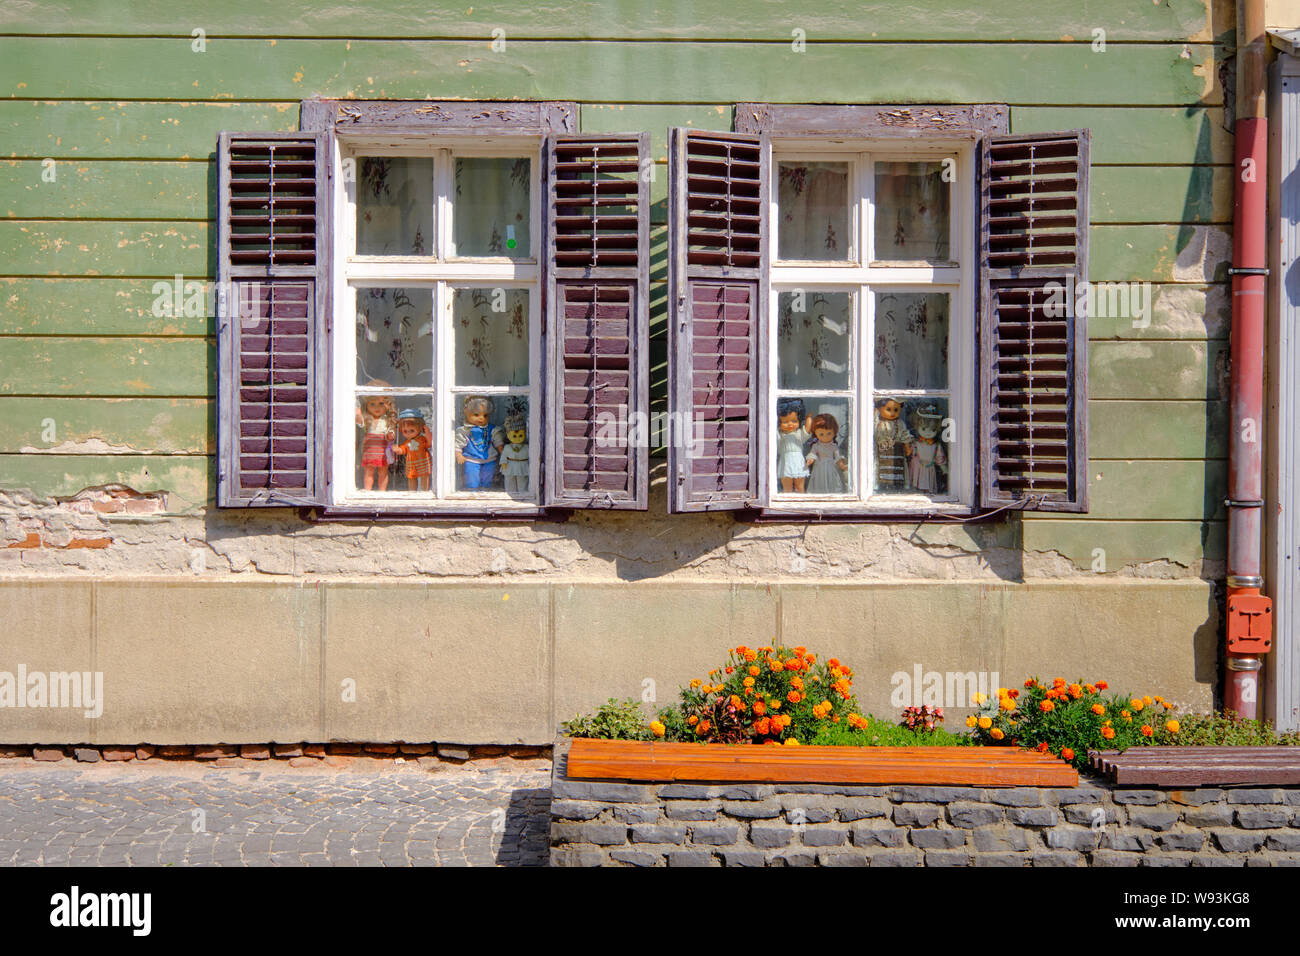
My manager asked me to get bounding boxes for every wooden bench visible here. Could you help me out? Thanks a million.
[1090,746,1300,785]
[565,738,1078,787]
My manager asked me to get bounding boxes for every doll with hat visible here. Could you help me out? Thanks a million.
[391,408,433,491]
[500,413,530,495]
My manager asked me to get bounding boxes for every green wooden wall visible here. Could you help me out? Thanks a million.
[0,0,1233,568]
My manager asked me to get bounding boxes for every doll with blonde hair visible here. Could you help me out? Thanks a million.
[356,380,396,491]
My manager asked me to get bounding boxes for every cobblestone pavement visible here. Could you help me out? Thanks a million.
[0,758,552,866]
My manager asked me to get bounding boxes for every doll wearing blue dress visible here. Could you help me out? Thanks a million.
[776,397,813,493]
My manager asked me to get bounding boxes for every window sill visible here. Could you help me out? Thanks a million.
[299,505,568,523]
[737,504,1007,524]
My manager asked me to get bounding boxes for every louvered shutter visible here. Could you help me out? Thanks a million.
[216,132,329,507]
[667,128,769,513]
[978,130,1090,512]
[543,134,650,509]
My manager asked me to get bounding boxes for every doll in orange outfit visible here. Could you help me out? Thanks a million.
[391,408,432,491]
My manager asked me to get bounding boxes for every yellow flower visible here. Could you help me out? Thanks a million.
[1166,719,1180,733]
[999,696,1016,712]
[1131,698,1145,713]
[990,728,1005,741]
[743,676,755,688]
[690,679,701,689]
[783,738,800,746]
[977,716,992,729]
[649,720,665,737]
[965,715,978,728]
[972,692,988,706]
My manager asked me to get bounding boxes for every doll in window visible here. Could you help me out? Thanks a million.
[356,381,396,491]
[500,413,530,495]
[392,408,433,492]
[455,395,505,489]
[776,397,812,493]
[804,412,849,494]
[874,397,912,490]
[906,404,948,493]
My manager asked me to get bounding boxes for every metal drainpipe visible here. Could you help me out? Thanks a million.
[1225,0,1274,718]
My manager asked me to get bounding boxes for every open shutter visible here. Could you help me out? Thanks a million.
[667,128,768,512]
[543,134,650,509]
[216,131,329,507]
[978,130,1090,512]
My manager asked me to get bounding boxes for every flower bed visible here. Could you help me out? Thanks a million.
[549,738,1300,867]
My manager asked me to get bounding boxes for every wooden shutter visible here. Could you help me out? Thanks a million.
[978,130,1090,512]
[667,128,768,512]
[543,134,650,509]
[216,131,329,507]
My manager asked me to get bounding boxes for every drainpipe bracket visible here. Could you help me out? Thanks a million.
[1227,267,1270,276]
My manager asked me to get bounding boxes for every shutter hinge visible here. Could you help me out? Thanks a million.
[677,294,687,330]
[677,464,685,485]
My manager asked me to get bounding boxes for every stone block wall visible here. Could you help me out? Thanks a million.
[550,743,1300,867]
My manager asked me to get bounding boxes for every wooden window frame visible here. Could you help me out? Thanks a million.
[734,103,1013,522]
[297,99,577,520]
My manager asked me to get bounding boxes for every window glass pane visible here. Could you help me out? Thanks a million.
[775,395,853,496]
[452,394,530,494]
[452,157,532,258]
[355,393,433,493]
[873,396,950,495]
[356,157,433,256]
[874,291,949,390]
[874,161,950,261]
[777,161,851,261]
[777,291,852,391]
[356,286,434,389]
[452,287,530,388]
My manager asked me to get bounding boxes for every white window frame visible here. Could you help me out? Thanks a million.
[330,135,543,511]
[766,139,975,513]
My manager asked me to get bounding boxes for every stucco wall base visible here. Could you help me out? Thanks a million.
[0,578,1216,745]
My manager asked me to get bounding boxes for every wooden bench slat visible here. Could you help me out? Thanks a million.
[565,738,1078,786]
[1090,746,1300,786]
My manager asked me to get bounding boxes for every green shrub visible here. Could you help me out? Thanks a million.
[559,698,652,741]
[811,715,973,747]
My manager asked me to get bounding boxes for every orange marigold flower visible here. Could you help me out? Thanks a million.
[1068,683,1083,699]
[1091,704,1106,716]
[1140,725,1154,737]
[783,738,800,747]
[828,658,841,668]
[688,715,698,725]
[697,720,711,735]
[794,646,808,657]
[1061,747,1075,761]
[1084,684,1096,694]
[977,716,993,729]
[752,701,766,716]
[770,700,782,711]
[1053,677,1066,689]
[1142,695,1153,707]
[1166,720,1180,733]
[1040,700,1055,713]
[965,715,978,728]
[753,717,770,735]
[1037,742,1050,753]
[990,728,1005,741]
[1101,727,1116,740]
[791,676,804,691]
[770,660,784,673]
[649,720,665,737]
[787,691,802,704]
[1000,697,1016,712]
[1008,689,1020,699]
[748,665,760,677]
[729,694,743,710]
[1097,681,1108,690]
[690,679,701,689]
[805,654,815,665]
[725,666,734,674]
[743,676,755,688]
[1024,678,1037,688]
[831,715,840,723]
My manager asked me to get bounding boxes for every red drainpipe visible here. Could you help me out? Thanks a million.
[1225,0,1273,718]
